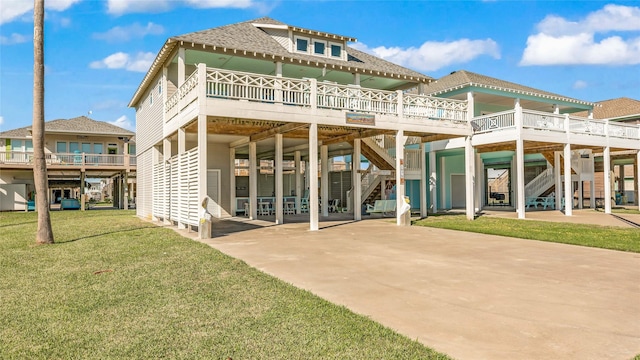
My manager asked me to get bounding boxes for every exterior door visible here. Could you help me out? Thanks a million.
[451,174,466,208]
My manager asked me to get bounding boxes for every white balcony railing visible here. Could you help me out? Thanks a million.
[0,151,136,167]
[165,67,469,124]
[471,110,516,133]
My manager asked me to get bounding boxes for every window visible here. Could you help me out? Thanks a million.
[56,141,67,153]
[25,140,33,152]
[94,143,103,154]
[313,40,326,56]
[295,36,308,53]
[11,140,22,151]
[330,43,342,58]
[82,143,91,153]
[69,142,79,153]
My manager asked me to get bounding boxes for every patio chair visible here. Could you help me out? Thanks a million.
[328,199,340,213]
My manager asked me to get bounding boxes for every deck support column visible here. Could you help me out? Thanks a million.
[229,147,236,216]
[353,138,362,221]
[396,129,407,226]
[578,178,583,209]
[564,143,573,216]
[465,136,475,220]
[309,123,319,231]
[123,171,128,210]
[475,152,483,212]
[604,146,612,214]
[429,150,437,213]
[515,98,525,219]
[197,112,209,239]
[420,142,427,218]
[636,151,640,211]
[80,171,85,211]
[249,141,257,220]
[275,133,283,224]
[555,151,562,210]
[294,150,302,214]
[321,144,329,217]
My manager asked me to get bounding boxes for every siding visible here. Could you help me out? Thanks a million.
[135,73,164,153]
[263,28,290,51]
[136,149,153,218]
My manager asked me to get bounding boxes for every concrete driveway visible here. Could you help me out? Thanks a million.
[196,216,640,360]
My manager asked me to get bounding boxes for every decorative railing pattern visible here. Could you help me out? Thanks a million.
[403,94,468,122]
[404,149,421,171]
[0,152,135,167]
[569,118,606,135]
[317,83,397,114]
[609,122,639,139]
[471,110,516,133]
[522,110,565,131]
[165,70,199,121]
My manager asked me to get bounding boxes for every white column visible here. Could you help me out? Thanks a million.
[249,142,257,220]
[465,136,475,220]
[396,129,406,225]
[275,133,283,224]
[564,143,573,216]
[294,151,302,214]
[637,151,640,211]
[475,152,483,212]
[515,98,525,219]
[177,127,186,229]
[353,73,360,86]
[554,151,562,210]
[353,138,362,221]
[578,178,583,209]
[197,113,209,239]
[604,146,612,214]
[321,144,329,217]
[309,123,319,231]
[177,47,185,86]
[429,150,437,213]
[420,142,428,218]
[230,147,236,216]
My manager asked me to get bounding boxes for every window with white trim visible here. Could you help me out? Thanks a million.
[329,43,342,58]
[313,40,326,56]
[295,36,309,53]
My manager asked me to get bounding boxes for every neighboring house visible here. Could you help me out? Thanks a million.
[130,17,640,238]
[0,116,136,211]
[574,97,640,204]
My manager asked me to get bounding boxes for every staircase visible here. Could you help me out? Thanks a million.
[525,150,594,199]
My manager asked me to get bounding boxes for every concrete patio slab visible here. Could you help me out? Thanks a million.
[181,214,640,360]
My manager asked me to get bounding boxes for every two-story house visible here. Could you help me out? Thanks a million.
[0,116,136,211]
[130,17,640,238]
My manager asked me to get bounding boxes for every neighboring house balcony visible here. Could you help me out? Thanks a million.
[0,151,137,171]
[470,109,640,150]
[163,65,470,138]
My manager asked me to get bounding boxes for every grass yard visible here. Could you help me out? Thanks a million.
[414,213,640,253]
[0,210,449,359]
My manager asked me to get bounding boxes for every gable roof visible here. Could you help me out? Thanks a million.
[129,17,432,107]
[574,97,640,120]
[0,116,135,138]
[424,70,594,107]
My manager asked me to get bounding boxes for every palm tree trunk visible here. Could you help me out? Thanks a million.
[33,0,54,244]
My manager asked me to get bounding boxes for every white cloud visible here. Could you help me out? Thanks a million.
[0,0,80,25]
[90,52,155,73]
[109,115,134,131]
[106,0,257,15]
[93,22,164,42]
[572,80,588,90]
[521,4,640,66]
[0,116,4,126]
[353,38,500,72]
[0,33,31,45]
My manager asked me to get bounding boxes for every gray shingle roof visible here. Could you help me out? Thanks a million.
[0,116,135,138]
[424,70,594,106]
[130,17,432,107]
[574,97,640,120]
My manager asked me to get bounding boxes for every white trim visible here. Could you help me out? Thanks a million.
[312,39,327,56]
[294,35,309,54]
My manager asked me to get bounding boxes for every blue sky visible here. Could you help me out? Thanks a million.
[1,0,639,132]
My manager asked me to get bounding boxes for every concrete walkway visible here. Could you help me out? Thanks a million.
[185,212,640,360]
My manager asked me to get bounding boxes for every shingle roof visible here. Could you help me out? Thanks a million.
[424,70,594,106]
[0,116,135,138]
[573,97,640,120]
[130,17,432,107]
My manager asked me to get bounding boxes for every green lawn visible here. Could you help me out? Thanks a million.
[414,213,640,253]
[0,210,450,359]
